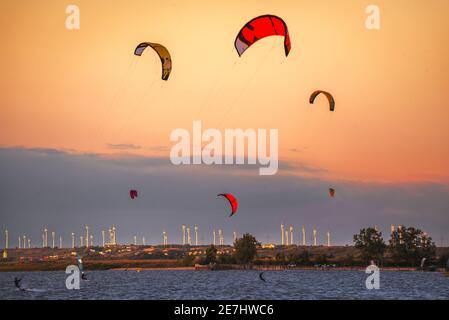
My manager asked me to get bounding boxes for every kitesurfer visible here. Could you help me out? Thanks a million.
[14,277,25,291]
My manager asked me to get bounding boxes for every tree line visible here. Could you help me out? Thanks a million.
[183,228,449,269]
[353,225,447,268]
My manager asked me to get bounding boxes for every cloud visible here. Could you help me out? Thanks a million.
[27,147,68,156]
[280,161,326,175]
[0,146,448,246]
[107,143,141,150]
[148,145,170,152]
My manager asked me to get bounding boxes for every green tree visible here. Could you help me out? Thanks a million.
[343,253,355,267]
[275,252,286,264]
[285,250,312,266]
[217,252,235,264]
[204,245,217,264]
[353,227,386,263]
[316,254,328,265]
[182,254,195,266]
[390,225,436,266]
[233,233,260,265]
[298,250,312,266]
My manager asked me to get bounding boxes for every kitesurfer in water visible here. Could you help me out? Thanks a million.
[77,256,87,280]
[14,277,25,291]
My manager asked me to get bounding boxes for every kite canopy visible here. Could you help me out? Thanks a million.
[234,15,291,57]
[217,193,238,217]
[134,42,172,80]
[130,190,138,199]
[309,90,335,112]
[328,188,335,198]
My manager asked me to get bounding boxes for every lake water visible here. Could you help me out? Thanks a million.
[0,270,448,300]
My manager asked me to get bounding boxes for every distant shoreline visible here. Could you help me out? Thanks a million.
[2,246,448,273]
[111,267,195,271]
[1,262,446,273]
[111,266,426,272]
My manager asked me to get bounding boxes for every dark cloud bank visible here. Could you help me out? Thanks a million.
[0,147,448,246]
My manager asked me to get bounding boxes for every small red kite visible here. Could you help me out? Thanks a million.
[130,190,138,199]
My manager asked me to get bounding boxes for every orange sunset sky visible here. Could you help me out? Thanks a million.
[1,0,449,184]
